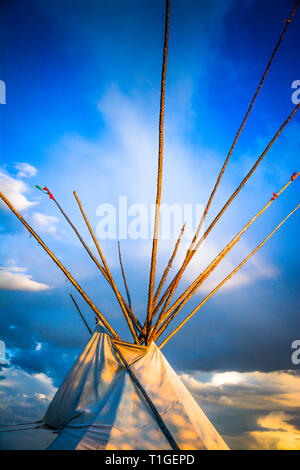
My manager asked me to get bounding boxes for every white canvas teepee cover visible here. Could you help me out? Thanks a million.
[43,325,228,450]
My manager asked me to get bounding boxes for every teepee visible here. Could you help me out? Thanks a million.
[1,0,299,451]
[43,323,228,450]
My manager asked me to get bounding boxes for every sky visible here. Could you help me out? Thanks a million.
[0,0,300,450]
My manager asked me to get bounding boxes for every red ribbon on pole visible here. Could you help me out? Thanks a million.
[43,187,54,200]
[270,192,278,201]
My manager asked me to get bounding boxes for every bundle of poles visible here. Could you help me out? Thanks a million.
[1,0,300,350]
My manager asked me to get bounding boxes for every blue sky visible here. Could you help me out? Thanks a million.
[0,0,300,449]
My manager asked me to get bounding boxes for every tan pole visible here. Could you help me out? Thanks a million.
[188,0,300,253]
[153,171,300,339]
[149,1,300,336]
[153,223,186,309]
[70,293,92,335]
[52,195,111,283]
[51,193,139,331]
[193,104,300,255]
[140,223,185,341]
[118,241,132,309]
[158,203,300,349]
[150,101,300,331]
[73,191,139,343]
[118,241,142,331]
[146,0,170,339]
[0,191,120,340]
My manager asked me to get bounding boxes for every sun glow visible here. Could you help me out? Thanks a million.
[212,372,242,386]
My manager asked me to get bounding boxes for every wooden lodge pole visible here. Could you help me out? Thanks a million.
[158,203,300,349]
[0,191,120,340]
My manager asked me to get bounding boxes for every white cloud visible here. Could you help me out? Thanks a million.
[5,261,27,274]
[14,162,38,179]
[0,266,51,291]
[0,170,38,212]
[31,212,59,237]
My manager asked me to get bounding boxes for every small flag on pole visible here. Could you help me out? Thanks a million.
[271,192,278,201]
[43,187,54,200]
[35,185,54,200]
